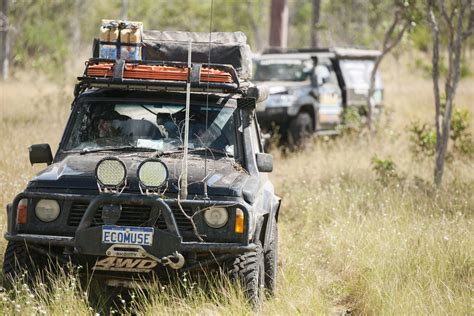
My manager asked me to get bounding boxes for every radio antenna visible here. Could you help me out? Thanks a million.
[179,40,192,200]
[203,0,214,199]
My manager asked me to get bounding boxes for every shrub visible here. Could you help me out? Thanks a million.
[450,109,474,158]
[371,155,400,185]
[337,107,364,135]
[408,121,437,158]
[408,108,474,160]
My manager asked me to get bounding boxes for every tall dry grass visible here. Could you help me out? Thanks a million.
[0,55,472,314]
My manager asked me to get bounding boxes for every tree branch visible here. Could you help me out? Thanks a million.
[366,6,409,133]
[427,0,442,151]
[462,0,474,39]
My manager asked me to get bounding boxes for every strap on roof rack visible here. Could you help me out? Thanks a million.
[113,59,125,81]
[191,64,201,84]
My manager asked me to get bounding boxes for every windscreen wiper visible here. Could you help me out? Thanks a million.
[79,145,157,155]
[188,147,233,157]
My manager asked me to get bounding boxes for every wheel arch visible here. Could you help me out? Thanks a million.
[298,103,318,130]
[255,196,281,250]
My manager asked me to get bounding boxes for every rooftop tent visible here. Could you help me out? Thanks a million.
[142,31,253,80]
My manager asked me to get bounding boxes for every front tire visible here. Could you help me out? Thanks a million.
[3,242,35,287]
[288,112,314,150]
[264,223,278,296]
[231,242,265,307]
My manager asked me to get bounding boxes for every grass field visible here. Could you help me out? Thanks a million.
[0,56,472,314]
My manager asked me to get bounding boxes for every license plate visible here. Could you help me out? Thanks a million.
[102,225,154,246]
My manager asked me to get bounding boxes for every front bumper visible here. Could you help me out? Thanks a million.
[5,192,254,272]
[256,107,290,130]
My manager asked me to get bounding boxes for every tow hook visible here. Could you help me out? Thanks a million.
[161,251,185,269]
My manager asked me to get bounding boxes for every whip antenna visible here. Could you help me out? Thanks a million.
[180,40,192,200]
[203,0,214,199]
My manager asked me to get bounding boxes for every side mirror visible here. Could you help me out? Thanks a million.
[29,144,53,165]
[256,153,273,173]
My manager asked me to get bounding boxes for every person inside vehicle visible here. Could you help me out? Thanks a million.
[90,106,129,141]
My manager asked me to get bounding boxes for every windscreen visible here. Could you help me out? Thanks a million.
[63,100,237,156]
[253,58,313,82]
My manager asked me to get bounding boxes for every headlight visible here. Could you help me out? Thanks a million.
[204,207,228,229]
[137,159,168,189]
[266,94,297,107]
[95,157,127,188]
[35,199,60,222]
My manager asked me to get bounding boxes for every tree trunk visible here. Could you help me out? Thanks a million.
[428,1,443,185]
[367,56,383,132]
[310,0,321,48]
[366,9,408,132]
[269,0,288,47]
[429,0,473,186]
[0,0,9,80]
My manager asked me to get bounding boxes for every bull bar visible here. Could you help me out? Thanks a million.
[5,192,256,255]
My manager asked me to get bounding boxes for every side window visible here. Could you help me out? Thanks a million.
[250,117,262,153]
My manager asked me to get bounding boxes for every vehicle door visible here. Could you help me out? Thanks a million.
[314,61,343,128]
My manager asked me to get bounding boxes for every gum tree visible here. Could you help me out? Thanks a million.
[427,0,473,186]
[366,0,415,132]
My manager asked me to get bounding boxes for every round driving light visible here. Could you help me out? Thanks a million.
[95,157,127,187]
[204,207,228,229]
[35,199,60,222]
[137,159,168,189]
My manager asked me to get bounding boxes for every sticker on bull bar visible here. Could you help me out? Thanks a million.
[102,225,154,246]
[93,257,158,272]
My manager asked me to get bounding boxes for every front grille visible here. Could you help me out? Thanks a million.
[68,203,194,232]
[155,207,194,231]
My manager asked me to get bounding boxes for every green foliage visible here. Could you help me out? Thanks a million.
[337,107,364,135]
[410,25,431,53]
[371,155,400,185]
[460,59,472,78]
[288,0,311,48]
[450,109,474,158]
[408,108,474,160]
[414,56,471,78]
[9,0,73,74]
[321,0,396,47]
[7,0,271,75]
[409,121,437,157]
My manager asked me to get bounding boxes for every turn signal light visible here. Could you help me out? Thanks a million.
[235,208,244,234]
[17,199,28,224]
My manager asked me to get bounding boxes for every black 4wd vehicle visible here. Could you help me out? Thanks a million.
[253,48,384,146]
[3,31,280,306]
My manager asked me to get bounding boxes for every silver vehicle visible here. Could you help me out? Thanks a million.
[253,48,384,147]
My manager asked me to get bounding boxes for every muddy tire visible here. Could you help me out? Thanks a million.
[3,242,36,288]
[264,223,278,296]
[2,242,49,289]
[288,112,314,150]
[231,242,265,307]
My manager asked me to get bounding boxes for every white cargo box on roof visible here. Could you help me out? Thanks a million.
[332,47,381,59]
[142,31,252,80]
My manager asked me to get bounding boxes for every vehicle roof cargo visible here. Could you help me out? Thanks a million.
[142,31,252,80]
[331,47,380,59]
[261,47,381,60]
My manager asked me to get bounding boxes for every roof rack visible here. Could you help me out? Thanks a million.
[75,58,241,96]
[261,47,381,59]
